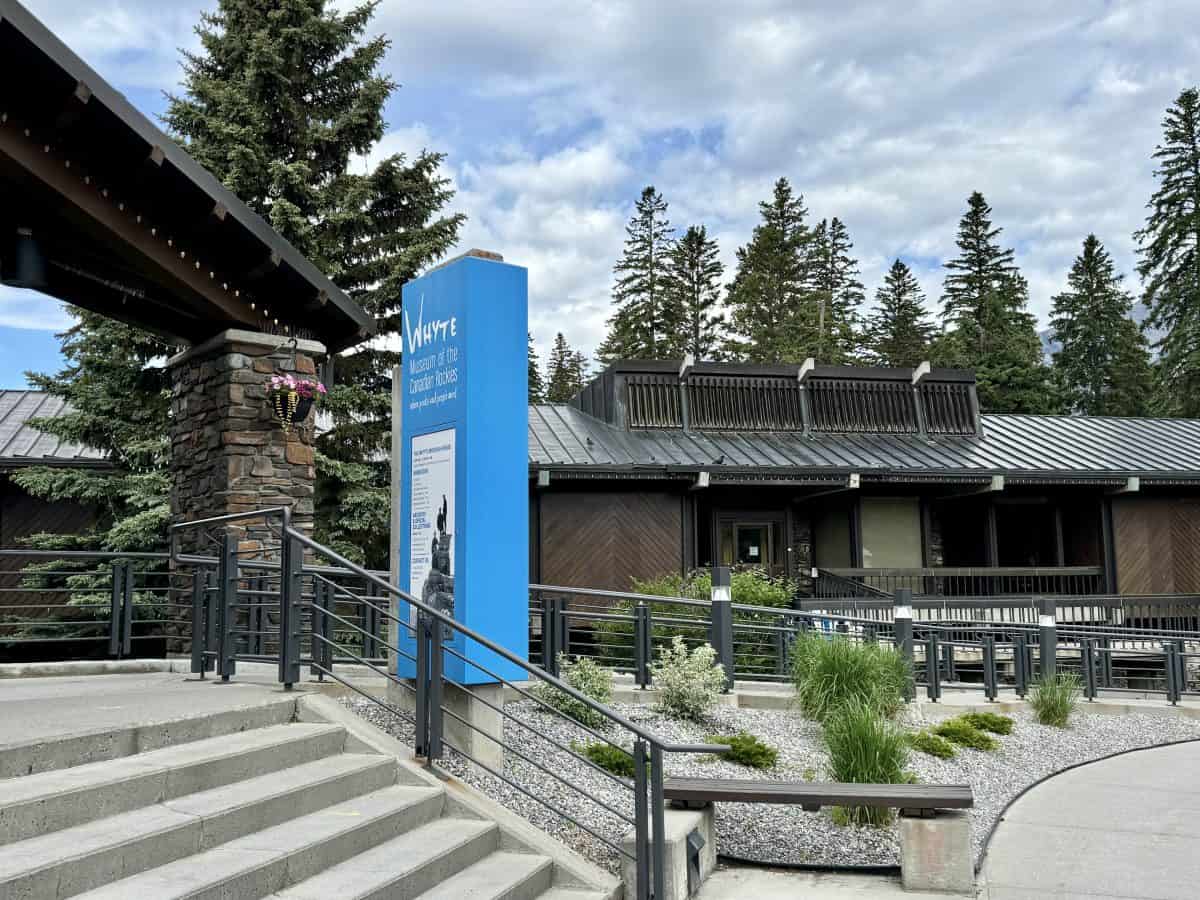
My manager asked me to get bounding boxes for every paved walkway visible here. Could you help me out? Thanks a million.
[982,741,1200,899]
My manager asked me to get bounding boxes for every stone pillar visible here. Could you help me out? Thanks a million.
[167,329,326,552]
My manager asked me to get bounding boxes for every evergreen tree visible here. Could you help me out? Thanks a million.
[665,225,725,359]
[810,217,866,363]
[865,260,935,367]
[1051,235,1154,416]
[164,0,464,565]
[597,186,675,361]
[528,332,545,403]
[546,333,589,403]
[938,192,1058,413]
[724,177,814,362]
[1134,87,1200,416]
[14,310,172,553]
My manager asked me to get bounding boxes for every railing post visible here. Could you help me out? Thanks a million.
[1099,636,1113,687]
[1165,642,1180,705]
[108,560,124,658]
[120,561,134,657]
[415,612,430,758]
[554,596,570,667]
[204,567,219,672]
[925,631,941,701]
[363,581,379,659]
[190,565,208,676]
[1082,639,1097,701]
[634,600,652,688]
[1038,596,1057,681]
[540,592,558,675]
[428,615,444,761]
[982,634,998,702]
[1175,638,1187,697]
[217,531,238,681]
[709,566,734,692]
[1014,633,1029,698]
[278,521,303,689]
[894,588,915,701]
[632,739,650,900]
[309,579,333,680]
[650,743,666,900]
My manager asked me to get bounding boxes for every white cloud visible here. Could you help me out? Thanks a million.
[15,0,1200,363]
[0,289,71,331]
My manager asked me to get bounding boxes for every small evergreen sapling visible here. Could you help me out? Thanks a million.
[705,732,779,770]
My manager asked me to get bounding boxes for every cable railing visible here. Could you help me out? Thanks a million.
[815,565,1107,598]
[0,548,192,660]
[168,507,727,900]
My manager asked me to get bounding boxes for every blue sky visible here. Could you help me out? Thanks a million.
[4,0,1200,387]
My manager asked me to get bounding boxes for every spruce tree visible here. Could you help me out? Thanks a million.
[546,333,589,403]
[938,192,1057,413]
[810,217,865,363]
[665,225,725,359]
[1134,87,1200,416]
[724,177,814,362]
[164,0,463,565]
[528,332,545,403]
[865,260,935,367]
[1051,235,1154,416]
[597,186,675,361]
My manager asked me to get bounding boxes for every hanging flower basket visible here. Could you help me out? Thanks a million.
[269,374,327,433]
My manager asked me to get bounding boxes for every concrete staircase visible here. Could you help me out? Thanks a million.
[0,694,616,900]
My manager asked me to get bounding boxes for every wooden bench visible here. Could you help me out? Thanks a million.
[663,776,974,817]
[661,777,976,896]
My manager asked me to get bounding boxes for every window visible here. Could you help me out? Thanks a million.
[718,519,781,573]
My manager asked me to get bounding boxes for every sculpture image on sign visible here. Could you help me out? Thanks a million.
[409,428,456,626]
[424,495,454,619]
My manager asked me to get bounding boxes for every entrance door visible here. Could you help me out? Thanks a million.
[735,523,772,568]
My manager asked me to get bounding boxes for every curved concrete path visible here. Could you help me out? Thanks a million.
[982,741,1200,899]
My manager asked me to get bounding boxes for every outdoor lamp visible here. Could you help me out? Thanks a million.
[1,227,48,290]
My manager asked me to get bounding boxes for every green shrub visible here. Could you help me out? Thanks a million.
[960,711,1014,735]
[823,700,911,826]
[906,729,957,759]
[1029,673,1080,728]
[652,635,727,721]
[571,740,640,778]
[531,654,613,729]
[932,717,998,751]
[594,569,796,674]
[790,632,910,723]
[706,731,779,770]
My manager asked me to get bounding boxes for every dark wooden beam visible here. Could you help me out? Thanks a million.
[0,113,252,329]
[53,80,91,131]
[246,250,281,281]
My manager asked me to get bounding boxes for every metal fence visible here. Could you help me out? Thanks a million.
[167,507,725,900]
[530,581,1200,706]
[815,566,1107,598]
[0,549,191,660]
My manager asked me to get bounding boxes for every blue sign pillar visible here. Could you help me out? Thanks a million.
[397,251,529,685]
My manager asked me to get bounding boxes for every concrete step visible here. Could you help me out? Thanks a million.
[0,698,297,779]
[536,891,612,900]
[0,752,396,899]
[0,722,345,845]
[268,816,498,899]
[71,783,445,900]
[414,852,554,900]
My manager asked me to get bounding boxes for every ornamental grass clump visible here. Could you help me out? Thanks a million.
[932,716,998,751]
[1029,673,1081,728]
[790,631,910,723]
[531,654,613,730]
[823,700,911,826]
[651,635,726,721]
[705,731,779,770]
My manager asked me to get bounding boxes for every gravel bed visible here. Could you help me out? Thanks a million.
[339,694,1200,872]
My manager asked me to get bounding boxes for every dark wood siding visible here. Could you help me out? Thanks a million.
[539,491,683,591]
[1113,496,1200,594]
[0,477,99,613]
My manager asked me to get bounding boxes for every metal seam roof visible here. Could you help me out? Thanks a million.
[0,390,107,465]
[528,404,1200,481]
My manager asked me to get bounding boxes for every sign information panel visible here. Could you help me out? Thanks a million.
[396,252,528,684]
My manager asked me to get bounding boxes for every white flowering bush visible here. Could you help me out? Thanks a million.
[652,636,726,721]
[532,654,614,729]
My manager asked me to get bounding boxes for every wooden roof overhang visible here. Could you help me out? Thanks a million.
[0,0,375,352]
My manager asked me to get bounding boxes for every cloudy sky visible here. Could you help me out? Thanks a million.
[2,0,1198,387]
